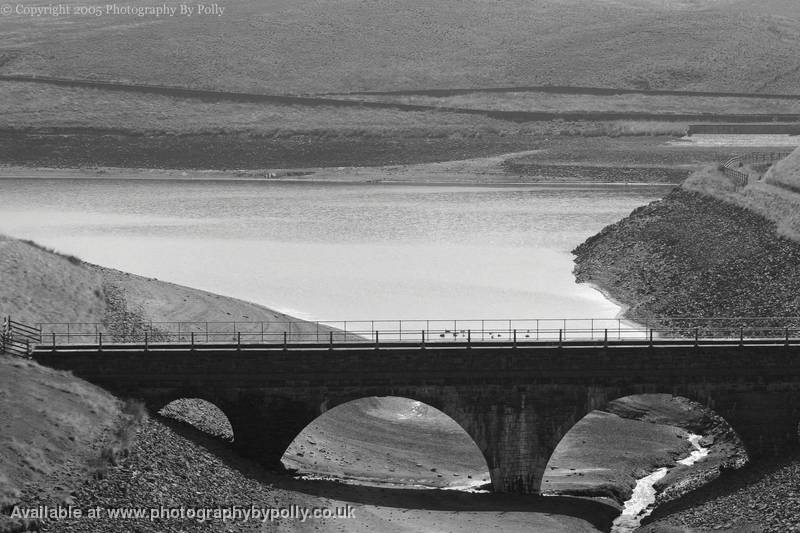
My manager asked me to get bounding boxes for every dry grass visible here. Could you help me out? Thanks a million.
[0,355,121,517]
[0,0,798,94]
[0,238,107,324]
[89,399,147,478]
[683,150,800,242]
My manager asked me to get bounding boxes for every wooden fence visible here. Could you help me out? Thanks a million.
[1,316,41,357]
[719,151,792,189]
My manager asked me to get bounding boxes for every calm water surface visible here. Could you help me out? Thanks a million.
[0,179,670,321]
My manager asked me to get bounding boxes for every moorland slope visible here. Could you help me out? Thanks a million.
[1,0,799,95]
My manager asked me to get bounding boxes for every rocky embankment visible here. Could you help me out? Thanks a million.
[641,453,800,532]
[573,187,800,327]
[572,179,800,531]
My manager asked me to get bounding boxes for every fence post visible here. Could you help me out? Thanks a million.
[237,331,241,351]
[52,332,56,351]
[421,330,425,350]
[604,328,608,349]
[375,330,379,350]
[558,329,562,348]
[98,332,103,352]
[329,330,333,350]
[740,326,744,347]
[513,329,517,348]
[786,327,790,347]
[467,329,471,349]
[144,332,148,352]
[649,328,653,348]
[283,331,287,351]
[191,332,195,351]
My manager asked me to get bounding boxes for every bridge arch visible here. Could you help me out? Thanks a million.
[280,396,492,489]
[156,397,235,443]
[541,393,748,501]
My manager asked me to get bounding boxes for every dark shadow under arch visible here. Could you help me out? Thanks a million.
[281,396,492,491]
[158,397,234,443]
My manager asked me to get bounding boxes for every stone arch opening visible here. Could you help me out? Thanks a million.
[281,396,491,490]
[542,393,747,506]
[158,398,234,443]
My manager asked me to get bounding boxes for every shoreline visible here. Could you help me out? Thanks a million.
[0,161,684,187]
[582,280,634,322]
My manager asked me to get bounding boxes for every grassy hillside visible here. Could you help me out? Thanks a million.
[0,235,324,338]
[1,0,798,94]
[0,355,125,532]
[682,147,800,240]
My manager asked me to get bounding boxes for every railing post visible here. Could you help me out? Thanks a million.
[558,329,562,348]
[375,330,379,350]
[144,332,148,352]
[191,332,195,351]
[786,327,790,347]
[421,329,425,350]
[649,328,653,348]
[739,326,744,347]
[98,332,102,352]
[237,331,241,351]
[467,329,471,349]
[283,331,288,350]
[604,328,608,349]
[329,330,333,350]
[513,329,517,348]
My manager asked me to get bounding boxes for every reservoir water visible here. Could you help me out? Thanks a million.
[0,178,670,321]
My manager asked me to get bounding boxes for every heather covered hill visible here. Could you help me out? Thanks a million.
[1,0,798,94]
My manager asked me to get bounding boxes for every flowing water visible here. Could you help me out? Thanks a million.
[611,434,710,533]
[0,178,670,321]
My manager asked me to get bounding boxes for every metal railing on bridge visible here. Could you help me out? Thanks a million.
[30,316,800,352]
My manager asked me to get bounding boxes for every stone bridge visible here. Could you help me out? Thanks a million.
[33,341,800,493]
